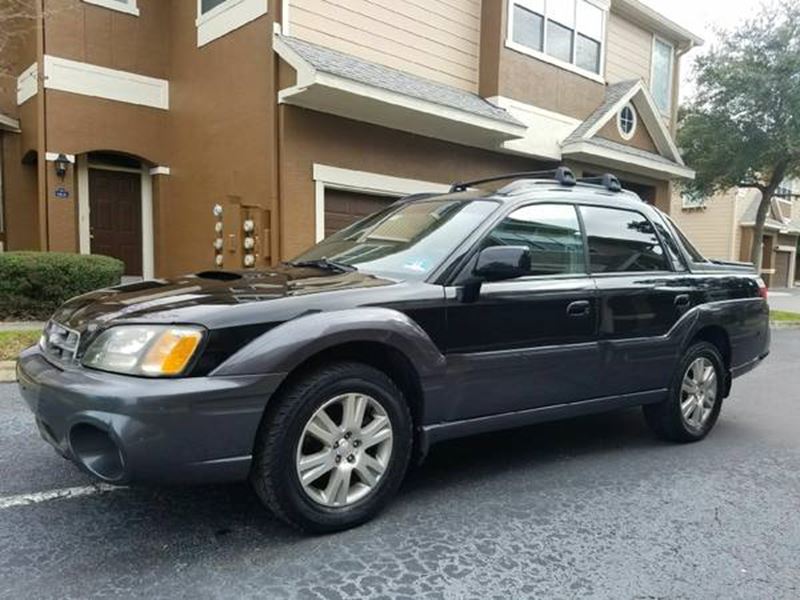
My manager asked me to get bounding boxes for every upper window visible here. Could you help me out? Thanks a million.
[617,103,637,140]
[82,0,139,16]
[581,206,669,273]
[651,38,674,114]
[483,204,586,276]
[508,0,606,80]
[196,0,268,47]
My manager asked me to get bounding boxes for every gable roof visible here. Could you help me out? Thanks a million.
[741,196,800,234]
[561,79,694,180]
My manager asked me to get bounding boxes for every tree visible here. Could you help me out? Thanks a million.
[678,1,800,271]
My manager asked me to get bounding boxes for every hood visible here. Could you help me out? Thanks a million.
[52,266,397,331]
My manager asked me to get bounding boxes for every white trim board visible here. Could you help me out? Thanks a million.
[0,114,20,132]
[196,0,268,47]
[82,0,139,16]
[312,164,451,242]
[562,140,695,179]
[17,63,38,105]
[43,55,169,110]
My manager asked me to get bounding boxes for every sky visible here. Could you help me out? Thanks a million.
[641,0,765,101]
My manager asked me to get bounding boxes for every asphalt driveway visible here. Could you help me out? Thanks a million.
[1,331,799,599]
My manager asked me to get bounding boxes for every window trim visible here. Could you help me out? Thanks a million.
[650,35,675,116]
[196,0,268,47]
[578,204,673,275]
[616,103,637,141]
[506,0,608,85]
[82,0,139,17]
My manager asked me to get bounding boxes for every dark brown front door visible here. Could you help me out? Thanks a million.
[89,168,142,276]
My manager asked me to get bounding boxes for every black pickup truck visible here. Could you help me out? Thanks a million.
[17,168,770,532]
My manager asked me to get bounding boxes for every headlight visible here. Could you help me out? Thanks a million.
[82,325,204,377]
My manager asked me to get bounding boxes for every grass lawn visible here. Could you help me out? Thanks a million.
[0,330,40,361]
[771,310,800,324]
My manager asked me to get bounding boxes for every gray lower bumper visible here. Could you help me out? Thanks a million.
[16,348,285,484]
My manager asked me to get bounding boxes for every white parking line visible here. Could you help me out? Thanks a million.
[0,483,125,509]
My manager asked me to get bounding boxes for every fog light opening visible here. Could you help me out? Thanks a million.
[69,424,125,482]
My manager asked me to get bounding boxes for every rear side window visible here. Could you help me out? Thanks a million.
[580,206,670,273]
[483,204,586,276]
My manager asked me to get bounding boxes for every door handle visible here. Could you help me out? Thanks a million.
[674,294,691,308]
[567,300,591,318]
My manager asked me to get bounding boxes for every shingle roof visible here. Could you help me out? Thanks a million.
[563,80,639,144]
[278,35,523,127]
[741,197,800,233]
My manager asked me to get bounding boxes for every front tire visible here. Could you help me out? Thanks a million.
[250,362,412,533]
[643,342,724,443]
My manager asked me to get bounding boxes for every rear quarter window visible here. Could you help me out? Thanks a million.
[580,206,670,273]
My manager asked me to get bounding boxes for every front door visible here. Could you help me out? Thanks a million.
[89,169,142,276]
[444,203,600,421]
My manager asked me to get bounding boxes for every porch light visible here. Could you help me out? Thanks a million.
[54,154,70,179]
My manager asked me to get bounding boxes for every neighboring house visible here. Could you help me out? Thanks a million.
[671,182,800,288]
[0,0,701,278]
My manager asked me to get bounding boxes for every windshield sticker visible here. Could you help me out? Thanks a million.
[403,259,430,273]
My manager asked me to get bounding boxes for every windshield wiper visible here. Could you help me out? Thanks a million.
[286,258,357,273]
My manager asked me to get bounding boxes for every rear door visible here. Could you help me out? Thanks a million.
[580,205,691,396]
[444,203,600,421]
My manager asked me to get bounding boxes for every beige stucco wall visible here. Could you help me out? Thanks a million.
[289,0,481,92]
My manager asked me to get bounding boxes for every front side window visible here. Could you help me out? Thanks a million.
[509,0,606,77]
[651,38,674,114]
[291,198,499,280]
[581,206,669,273]
[483,204,586,276]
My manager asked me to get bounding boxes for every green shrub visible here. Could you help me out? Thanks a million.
[0,252,124,320]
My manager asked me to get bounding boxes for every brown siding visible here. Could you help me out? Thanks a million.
[157,1,276,277]
[596,117,658,152]
[279,106,549,259]
[44,0,170,79]
[289,0,481,92]
[1,132,40,250]
[493,1,605,120]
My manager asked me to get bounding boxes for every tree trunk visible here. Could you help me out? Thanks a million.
[750,192,773,273]
[749,161,790,275]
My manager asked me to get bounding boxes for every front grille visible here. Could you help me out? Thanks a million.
[41,320,81,363]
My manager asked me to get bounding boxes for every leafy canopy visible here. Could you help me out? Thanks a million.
[678,1,800,198]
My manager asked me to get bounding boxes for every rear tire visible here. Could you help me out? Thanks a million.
[643,342,724,443]
[250,361,412,533]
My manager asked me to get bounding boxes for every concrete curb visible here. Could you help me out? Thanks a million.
[771,322,800,330]
[0,361,16,384]
[0,322,45,332]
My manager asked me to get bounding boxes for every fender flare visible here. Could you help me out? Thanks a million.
[210,308,447,382]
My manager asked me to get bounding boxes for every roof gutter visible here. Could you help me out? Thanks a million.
[612,0,704,47]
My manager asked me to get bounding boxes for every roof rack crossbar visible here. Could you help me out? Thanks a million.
[577,174,622,193]
[449,166,576,193]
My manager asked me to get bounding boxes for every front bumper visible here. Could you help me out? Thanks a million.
[16,347,285,484]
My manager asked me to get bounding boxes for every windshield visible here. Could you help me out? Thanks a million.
[291,198,499,279]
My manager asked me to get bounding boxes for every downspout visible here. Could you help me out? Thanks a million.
[269,23,282,265]
[35,0,49,251]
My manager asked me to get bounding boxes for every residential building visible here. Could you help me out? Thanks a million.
[671,182,800,288]
[0,0,701,278]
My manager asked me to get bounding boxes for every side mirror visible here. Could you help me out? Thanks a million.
[474,245,531,282]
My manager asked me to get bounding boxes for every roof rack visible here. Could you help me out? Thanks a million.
[577,174,622,193]
[449,166,576,193]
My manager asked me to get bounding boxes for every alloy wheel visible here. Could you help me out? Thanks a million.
[680,357,718,430]
[295,393,393,508]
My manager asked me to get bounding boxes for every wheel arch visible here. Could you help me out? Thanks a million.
[688,324,732,397]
